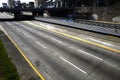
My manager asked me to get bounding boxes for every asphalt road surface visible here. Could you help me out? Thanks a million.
[0,13,120,80]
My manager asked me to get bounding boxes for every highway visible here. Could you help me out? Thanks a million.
[0,12,120,80]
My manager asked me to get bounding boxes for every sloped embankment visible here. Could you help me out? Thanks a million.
[0,34,20,80]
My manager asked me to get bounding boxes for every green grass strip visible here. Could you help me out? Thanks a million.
[0,39,20,80]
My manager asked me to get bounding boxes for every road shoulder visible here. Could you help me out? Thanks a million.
[0,31,40,80]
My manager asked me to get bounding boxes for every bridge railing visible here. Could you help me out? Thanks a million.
[35,17,120,37]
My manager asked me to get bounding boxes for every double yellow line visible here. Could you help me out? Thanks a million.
[25,21,120,54]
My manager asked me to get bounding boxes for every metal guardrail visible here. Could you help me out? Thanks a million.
[35,17,120,36]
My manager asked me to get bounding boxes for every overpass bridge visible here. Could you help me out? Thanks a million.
[0,7,119,21]
[0,8,75,20]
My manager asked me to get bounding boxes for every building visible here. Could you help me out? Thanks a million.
[35,0,47,8]
[35,0,38,8]
[14,0,21,8]
[2,3,8,8]
[8,0,14,8]
[21,2,27,8]
[28,2,34,8]
[35,0,116,8]
[8,0,21,8]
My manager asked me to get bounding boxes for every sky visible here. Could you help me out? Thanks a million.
[0,0,35,7]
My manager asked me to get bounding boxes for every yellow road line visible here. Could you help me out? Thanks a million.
[89,20,120,24]
[107,35,118,39]
[6,34,45,80]
[25,21,120,54]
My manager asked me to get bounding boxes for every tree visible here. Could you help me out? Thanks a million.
[105,0,120,5]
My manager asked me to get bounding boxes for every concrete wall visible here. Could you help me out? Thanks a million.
[75,7,120,22]
[93,7,120,22]
[34,6,120,22]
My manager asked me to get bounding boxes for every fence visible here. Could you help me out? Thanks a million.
[35,17,120,36]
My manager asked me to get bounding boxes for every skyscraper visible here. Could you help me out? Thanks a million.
[8,0,14,8]
[35,0,46,7]
[2,3,8,8]
[8,0,21,8]
[14,0,21,8]
[35,0,38,8]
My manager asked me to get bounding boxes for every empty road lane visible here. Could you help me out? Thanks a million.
[0,13,120,80]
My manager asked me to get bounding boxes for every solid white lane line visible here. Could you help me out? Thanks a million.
[36,41,47,49]
[60,57,87,74]
[26,35,30,38]
[6,22,12,25]
[31,21,68,32]
[24,33,31,38]
[78,49,103,61]
[0,25,7,34]
[90,39,112,46]
[51,38,62,43]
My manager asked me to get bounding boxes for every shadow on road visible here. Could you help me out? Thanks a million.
[0,15,35,21]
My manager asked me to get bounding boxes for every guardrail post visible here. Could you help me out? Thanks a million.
[14,11,22,20]
[115,24,118,33]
